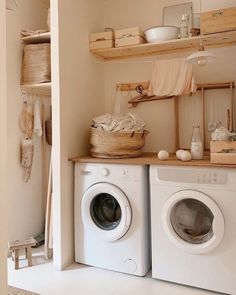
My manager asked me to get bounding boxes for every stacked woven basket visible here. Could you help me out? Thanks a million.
[21,43,51,84]
[90,113,149,159]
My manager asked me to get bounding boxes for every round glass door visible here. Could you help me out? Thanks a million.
[162,190,225,254]
[90,193,122,231]
[170,198,214,245]
[81,183,132,242]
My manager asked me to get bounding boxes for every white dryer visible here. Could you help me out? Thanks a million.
[150,165,236,294]
[74,163,150,276]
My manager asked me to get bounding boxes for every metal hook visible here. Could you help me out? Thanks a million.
[136,84,144,95]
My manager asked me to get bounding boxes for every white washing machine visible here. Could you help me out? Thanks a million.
[150,165,236,294]
[74,163,150,276]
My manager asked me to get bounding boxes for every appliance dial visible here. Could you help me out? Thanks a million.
[100,168,109,177]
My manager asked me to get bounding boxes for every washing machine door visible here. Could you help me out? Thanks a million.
[81,182,132,242]
[162,190,224,254]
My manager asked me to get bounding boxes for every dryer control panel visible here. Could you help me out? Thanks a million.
[155,167,228,185]
[196,172,227,184]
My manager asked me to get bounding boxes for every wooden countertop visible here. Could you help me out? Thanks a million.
[69,153,236,168]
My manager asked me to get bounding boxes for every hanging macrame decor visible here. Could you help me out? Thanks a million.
[19,96,35,183]
[20,138,34,183]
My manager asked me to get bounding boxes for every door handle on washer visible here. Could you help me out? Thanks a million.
[125,206,132,228]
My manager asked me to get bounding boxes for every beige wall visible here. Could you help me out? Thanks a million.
[0,0,8,293]
[104,0,236,152]
[53,0,236,268]
[201,0,236,11]
[52,0,105,269]
[6,0,49,241]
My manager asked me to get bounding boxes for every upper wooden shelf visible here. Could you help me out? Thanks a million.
[21,32,51,44]
[21,82,51,96]
[90,30,236,61]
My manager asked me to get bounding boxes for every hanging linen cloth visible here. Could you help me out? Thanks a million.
[148,57,197,97]
[92,113,146,133]
[34,97,43,137]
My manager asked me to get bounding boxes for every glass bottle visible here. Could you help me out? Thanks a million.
[190,126,203,160]
[180,14,189,39]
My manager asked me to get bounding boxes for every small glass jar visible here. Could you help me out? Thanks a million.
[180,14,189,39]
[190,126,203,160]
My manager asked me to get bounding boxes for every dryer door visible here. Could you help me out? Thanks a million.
[162,190,224,254]
[81,183,132,242]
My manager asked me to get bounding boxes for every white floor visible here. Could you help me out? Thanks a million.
[8,249,221,295]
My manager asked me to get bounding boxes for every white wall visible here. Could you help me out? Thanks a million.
[6,0,49,242]
[52,0,105,269]
[104,0,236,152]
[0,0,8,293]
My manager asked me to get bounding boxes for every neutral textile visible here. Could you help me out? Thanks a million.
[148,57,197,97]
[33,98,42,137]
[92,113,146,132]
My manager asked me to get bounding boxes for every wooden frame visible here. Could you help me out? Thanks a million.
[117,81,235,150]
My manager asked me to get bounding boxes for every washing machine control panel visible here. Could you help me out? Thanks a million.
[97,166,141,181]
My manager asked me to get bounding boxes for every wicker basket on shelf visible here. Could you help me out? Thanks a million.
[21,43,51,84]
[90,127,149,159]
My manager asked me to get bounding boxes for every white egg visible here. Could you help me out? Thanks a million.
[158,150,169,161]
[181,151,192,161]
[176,149,185,160]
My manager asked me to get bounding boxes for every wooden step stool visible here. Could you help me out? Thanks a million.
[8,237,37,270]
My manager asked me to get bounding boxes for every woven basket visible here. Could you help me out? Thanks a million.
[21,43,51,84]
[90,127,149,158]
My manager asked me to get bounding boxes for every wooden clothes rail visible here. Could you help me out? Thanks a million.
[116,81,235,107]
[116,81,235,150]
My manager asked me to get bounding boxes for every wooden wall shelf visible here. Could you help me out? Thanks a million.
[21,82,51,96]
[69,153,236,168]
[21,32,51,44]
[91,30,236,61]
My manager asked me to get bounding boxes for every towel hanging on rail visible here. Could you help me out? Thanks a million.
[148,57,197,97]
[34,97,43,137]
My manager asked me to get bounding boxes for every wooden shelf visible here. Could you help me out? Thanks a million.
[21,32,51,44]
[90,30,236,61]
[21,82,51,96]
[69,153,236,168]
